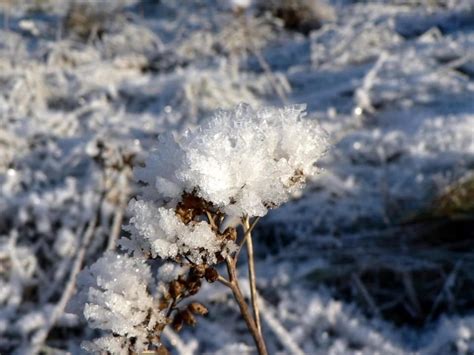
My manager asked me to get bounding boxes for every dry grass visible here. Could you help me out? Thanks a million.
[64,3,119,41]
[257,0,335,35]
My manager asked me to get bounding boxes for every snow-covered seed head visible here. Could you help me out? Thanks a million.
[76,253,168,353]
[123,104,328,266]
[135,103,328,218]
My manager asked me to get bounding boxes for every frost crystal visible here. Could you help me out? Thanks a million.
[77,253,166,353]
[124,199,232,264]
[136,104,328,218]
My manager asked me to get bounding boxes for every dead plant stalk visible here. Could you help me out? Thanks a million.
[214,215,267,355]
[243,216,263,337]
[222,254,268,355]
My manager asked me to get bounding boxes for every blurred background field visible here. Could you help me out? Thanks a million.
[0,0,473,354]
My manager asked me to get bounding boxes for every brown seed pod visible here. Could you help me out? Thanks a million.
[190,264,206,278]
[205,267,219,283]
[169,280,184,299]
[172,312,184,332]
[188,302,208,316]
[181,309,197,326]
[215,253,225,263]
[227,228,237,241]
[187,279,202,295]
[187,271,201,284]
[154,321,167,333]
[181,193,207,211]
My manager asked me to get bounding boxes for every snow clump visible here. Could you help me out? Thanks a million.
[124,199,231,264]
[135,103,328,218]
[77,253,166,354]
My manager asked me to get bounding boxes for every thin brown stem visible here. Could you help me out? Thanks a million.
[107,173,128,251]
[166,298,178,318]
[234,216,260,262]
[217,275,232,288]
[224,257,268,355]
[243,216,262,338]
[205,210,217,230]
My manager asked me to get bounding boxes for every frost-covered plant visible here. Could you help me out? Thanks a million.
[133,103,326,219]
[78,104,328,354]
[78,253,163,354]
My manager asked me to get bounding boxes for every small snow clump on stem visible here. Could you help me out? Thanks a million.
[77,253,167,354]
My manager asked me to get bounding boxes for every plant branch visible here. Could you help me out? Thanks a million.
[217,275,232,288]
[243,216,262,338]
[166,297,179,318]
[224,257,268,355]
[205,210,217,230]
[234,216,260,262]
[107,201,125,250]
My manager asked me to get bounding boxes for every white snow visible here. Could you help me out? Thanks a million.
[0,0,473,353]
[77,252,166,353]
[124,199,231,264]
[135,104,328,218]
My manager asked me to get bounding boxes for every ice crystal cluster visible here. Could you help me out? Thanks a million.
[136,104,327,216]
[77,253,166,354]
[126,103,328,261]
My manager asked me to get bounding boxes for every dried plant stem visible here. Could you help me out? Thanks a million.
[205,210,217,230]
[224,256,268,355]
[108,165,132,251]
[217,275,232,288]
[234,216,260,262]
[243,216,262,337]
[107,176,128,251]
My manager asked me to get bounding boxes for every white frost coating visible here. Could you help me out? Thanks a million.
[77,253,165,354]
[136,104,328,218]
[124,199,230,264]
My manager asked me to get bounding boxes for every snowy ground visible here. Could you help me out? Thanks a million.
[0,0,473,354]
